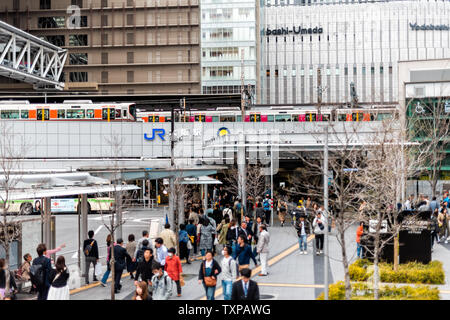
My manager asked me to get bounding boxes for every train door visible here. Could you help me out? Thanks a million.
[36,108,49,121]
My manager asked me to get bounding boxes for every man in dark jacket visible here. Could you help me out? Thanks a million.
[32,243,52,300]
[135,248,157,289]
[231,268,259,300]
[136,239,152,263]
[235,235,257,271]
[238,220,253,245]
[110,238,132,293]
[83,230,99,285]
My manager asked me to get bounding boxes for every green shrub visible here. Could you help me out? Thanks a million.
[348,260,445,285]
[317,282,440,300]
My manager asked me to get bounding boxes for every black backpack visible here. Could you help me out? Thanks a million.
[30,264,45,288]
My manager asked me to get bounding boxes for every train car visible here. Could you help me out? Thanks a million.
[336,107,397,122]
[0,100,137,121]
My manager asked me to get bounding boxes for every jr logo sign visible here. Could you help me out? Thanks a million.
[144,129,166,141]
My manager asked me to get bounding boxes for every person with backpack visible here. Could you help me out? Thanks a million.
[151,263,173,300]
[83,230,99,285]
[47,256,70,300]
[134,230,153,261]
[31,243,52,300]
[186,219,197,257]
[179,224,190,264]
[135,248,157,291]
[220,246,238,300]
[313,212,325,255]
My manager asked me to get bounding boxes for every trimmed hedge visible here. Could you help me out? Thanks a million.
[317,281,440,300]
[348,259,445,285]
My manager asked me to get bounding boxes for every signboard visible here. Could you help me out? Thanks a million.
[51,198,77,213]
[369,219,388,233]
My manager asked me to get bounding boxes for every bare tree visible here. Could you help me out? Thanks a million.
[0,122,27,299]
[355,116,428,299]
[407,97,450,198]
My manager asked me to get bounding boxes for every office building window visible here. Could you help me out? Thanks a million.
[275,69,279,77]
[127,33,134,44]
[335,67,340,75]
[40,0,51,9]
[127,71,134,82]
[40,35,65,47]
[389,66,392,74]
[101,15,108,27]
[101,0,108,7]
[127,0,134,5]
[101,52,108,64]
[13,0,20,10]
[69,71,88,82]
[344,67,348,75]
[266,69,270,77]
[38,17,64,28]
[380,66,384,74]
[370,66,374,75]
[127,14,134,26]
[353,66,357,75]
[127,52,134,63]
[71,0,83,7]
[362,67,366,75]
[101,33,108,45]
[69,34,88,46]
[69,53,88,65]
[101,71,108,83]
[127,89,134,94]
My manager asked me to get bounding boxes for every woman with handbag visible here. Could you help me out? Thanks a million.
[47,256,70,300]
[198,250,221,300]
[312,212,325,255]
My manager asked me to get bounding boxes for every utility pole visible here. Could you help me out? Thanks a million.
[323,123,329,300]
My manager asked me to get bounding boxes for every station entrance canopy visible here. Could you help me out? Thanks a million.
[0,20,67,90]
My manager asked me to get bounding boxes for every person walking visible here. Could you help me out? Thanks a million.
[126,234,137,280]
[151,263,173,300]
[154,238,169,266]
[255,202,265,222]
[256,224,270,276]
[217,216,231,250]
[164,247,183,297]
[356,222,364,259]
[133,281,151,300]
[313,212,325,255]
[278,199,287,227]
[100,234,113,287]
[235,235,257,271]
[220,246,238,300]
[179,224,190,264]
[226,219,240,258]
[0,259,17,299]
[231,268,260,300]
[263,194,272,224]
[31,243,52,300]
[19,253,33,290]
[83,230,99,285]
[135,248,157,288]
[295,215,311,254]
[110,238,132,294]
[199,217,215,257]
[47,256,70,300]
[134,230,153,260]
[159,223,177,251]
[431,210,440,250]
[198,250,221,300]
[438,208,446,243]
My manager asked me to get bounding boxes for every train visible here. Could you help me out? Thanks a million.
[137,105,398,123]
[0,100,397,123]
[0,100,137,121]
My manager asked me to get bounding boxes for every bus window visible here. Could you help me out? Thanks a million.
[67,109,85,119]
[57,109,65,119]
[87,109,95,118]
[37,109,49,120]
[102,108,115,120]
[20,110,29,119]
[115,109,121,118]
[1,110,19,119]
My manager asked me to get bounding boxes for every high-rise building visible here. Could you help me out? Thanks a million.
[200,0,257,94]
[0,0,201,95]
[261,0,450,105]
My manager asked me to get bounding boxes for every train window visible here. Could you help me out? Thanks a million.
[37,109,49,120]
[57,109,65,118]
[376,113,392,120]
[337,114,346,121]
[20,110,29,119]
[322,114,330,121]
[86,109,95,118]
[67,109,85,119]
[102,108,115,120]
[267,115,274,122]
[212,116,219,122]
[115,109,121,118]
[1,110,19,119]
[275,114,291,122]
[123,110,127,118]
[220,115,235,122]
[166,116,172,122]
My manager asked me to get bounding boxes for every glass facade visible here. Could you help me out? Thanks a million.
[200,0,257,94]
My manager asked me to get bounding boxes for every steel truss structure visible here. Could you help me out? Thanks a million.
[0,20,67,90]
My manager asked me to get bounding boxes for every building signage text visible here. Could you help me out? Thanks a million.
[409,23,449,31]
[144,128,166,141]
[266,26,323,36]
